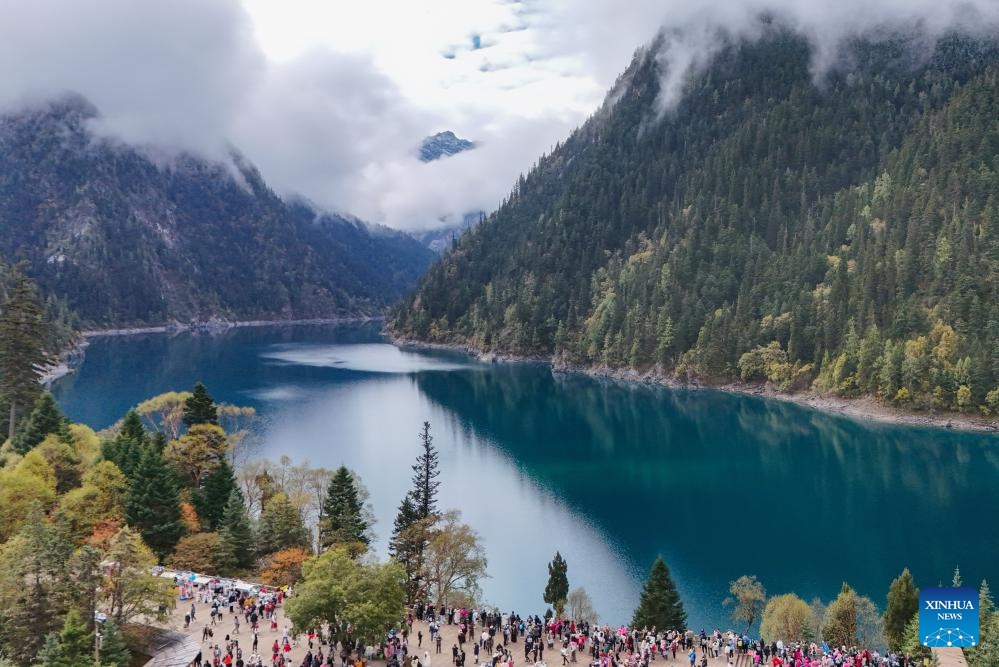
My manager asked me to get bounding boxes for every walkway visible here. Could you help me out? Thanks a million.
[932,647,968,667]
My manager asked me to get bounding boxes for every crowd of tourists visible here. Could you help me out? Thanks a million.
[169,575,293,667]
[172,582,930,667]
[394,605,930,667]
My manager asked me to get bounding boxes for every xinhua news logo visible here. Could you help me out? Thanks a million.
[919,587,979,648]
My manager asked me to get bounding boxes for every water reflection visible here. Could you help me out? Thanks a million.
[52,324,999,629]
[414,362,999,625]
[262,343,475,374]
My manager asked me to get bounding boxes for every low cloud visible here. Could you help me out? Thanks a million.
[1,0,997,232]
[637,0,999,112]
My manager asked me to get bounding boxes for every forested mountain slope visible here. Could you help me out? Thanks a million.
[393,27,999,414]
[0,97,435,326]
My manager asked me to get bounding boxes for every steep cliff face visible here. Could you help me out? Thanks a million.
[0,96,435,326]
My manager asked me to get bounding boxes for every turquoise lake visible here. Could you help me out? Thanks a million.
[51,322,999,630]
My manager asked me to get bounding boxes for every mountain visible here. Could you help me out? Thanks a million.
[413,131,483,253]
[418,131,475,162]
[0,97,435,326]
[412,212,483,254]
[393,25,999,415]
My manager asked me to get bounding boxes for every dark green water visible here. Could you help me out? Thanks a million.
[52,323,999,630]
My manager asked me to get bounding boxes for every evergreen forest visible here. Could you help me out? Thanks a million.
[393,26,999,414]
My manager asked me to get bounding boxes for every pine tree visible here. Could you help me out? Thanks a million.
[183,382,218,427]
[0,265,48,440]
[952,566,963,587]
[193,459,238,532]
[103,409,148,481]
[150,430,168,453]
[967,579,997,667]
[410,422,440,520]
[257,494,310,556]
[11,391,70,454]
[884,568,919,651]
[631,556,687,631]
[0,509,69,664]
[98,618,130,667]
[124,445,183,561]
[220,489,255,570]
[318,466,369,552]
[56,608,92,667]
[119,409,147,447]
[900,613,932,663]
[34,632,65,667]
[389,493,427,604]
[544,552,569,618]
[980,580,996,626]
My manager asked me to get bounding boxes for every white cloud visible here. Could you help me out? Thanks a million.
[0,0,997,231]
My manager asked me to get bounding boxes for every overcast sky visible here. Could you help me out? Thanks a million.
[0,0,996,230]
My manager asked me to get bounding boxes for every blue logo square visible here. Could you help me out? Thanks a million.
[919,587,979,648]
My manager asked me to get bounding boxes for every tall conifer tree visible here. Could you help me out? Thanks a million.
[0,265,47,440]
[124,445,183,560]
[99,617,130,667]
[257,494,310,556]
[11,391,70,454]
[410,422,440,520]
[220,489,255,570]
[631,556,687,631]
[193,458,238,532]
[318,466,369,552]
[389,494,426,604]
[883,568,919,651]
[544,552,569,618]
[103,409,148,481]
[183,382,218,427]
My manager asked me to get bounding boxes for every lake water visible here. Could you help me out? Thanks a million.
[52,323,999,630]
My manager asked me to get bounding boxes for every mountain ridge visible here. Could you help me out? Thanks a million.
[0,96,435,327]
[392,25,999,416]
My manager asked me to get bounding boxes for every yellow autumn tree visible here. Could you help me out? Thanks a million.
[760,593,815,643]
[260,547,311,587]
[165,423,228,488]
[0,451,57,540]
[136,391,192,439]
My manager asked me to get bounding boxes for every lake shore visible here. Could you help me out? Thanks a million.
[81,315,384,338]
[392,337,999,433]
[42,316,385,386]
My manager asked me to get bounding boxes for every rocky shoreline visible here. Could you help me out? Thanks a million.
[392,336,999,433]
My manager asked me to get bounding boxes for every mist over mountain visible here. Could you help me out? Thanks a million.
[393,21,999,415]
[412,131,484,253]
[0,96,435,326]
